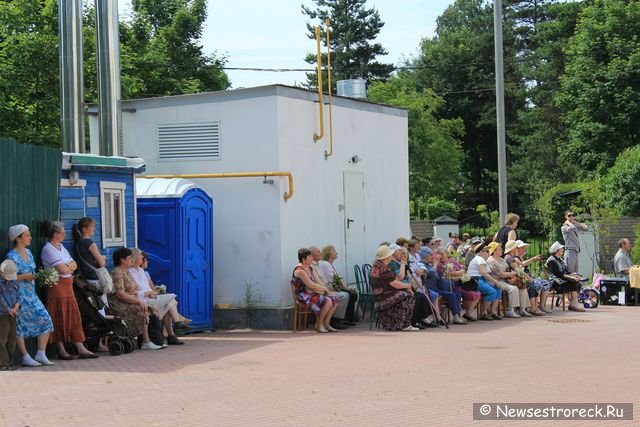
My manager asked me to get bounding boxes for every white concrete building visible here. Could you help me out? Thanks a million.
[89,85,409,327]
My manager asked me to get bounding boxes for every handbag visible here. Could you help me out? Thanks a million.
[629,266,640,289]
[75,244,114,294]
[507,275,525,289]
[461,278,479,292]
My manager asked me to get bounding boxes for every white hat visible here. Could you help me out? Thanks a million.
[549,241,564,254]
[8,224,28,242]
[376,245,395,260]
[0,259,17,281]
[504,240,519,254]
[432,236,443,242]
[516,240,530,248]
[389,244,403,252]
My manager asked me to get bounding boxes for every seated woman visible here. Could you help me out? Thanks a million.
[40,221,98,360]
[545,242,585,312]
[486,242,529,318]
[291,248,340,333]
[108,247,163,350]
[370,245,417,331]
[419,247,467,325]
[388,244,429,329]
[128,249,189,345]
[407,240,441,326]
[318,245,358,325]
[467,243,501,321]
[504,240,551,316]
[436,248,481,321]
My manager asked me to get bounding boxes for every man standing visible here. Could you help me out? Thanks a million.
[613,238,633,277]
[561,210,588,274]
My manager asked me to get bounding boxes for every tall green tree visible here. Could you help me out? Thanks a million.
[556,0,640,177]
[0,0,60,146]
[368,75,465,206]
[411,0,526,217]
[301,0,393,90]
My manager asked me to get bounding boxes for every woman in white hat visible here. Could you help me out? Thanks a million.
[545,242,585,312]
[5,224,54,367]
[370,245,418,331]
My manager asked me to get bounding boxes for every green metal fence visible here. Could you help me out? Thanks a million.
[0,138,62,261]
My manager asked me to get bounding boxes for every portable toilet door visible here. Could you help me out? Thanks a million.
[136,178,214,331]
[179,188,214,329]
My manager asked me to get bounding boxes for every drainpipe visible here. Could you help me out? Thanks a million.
[59,0,84,153]
[324,18,334,160]
[95,0,122,156]
[140,172,295,202]
[313,26,324,142]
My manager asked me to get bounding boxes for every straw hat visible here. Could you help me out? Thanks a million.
[0,259,17,281]
[504,240,519,254]
[376,245,395,260]
[486,241,501,255]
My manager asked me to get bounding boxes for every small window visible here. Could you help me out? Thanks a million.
[100,181,126,247]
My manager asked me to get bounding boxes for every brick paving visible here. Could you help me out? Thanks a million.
[1,305,639,426]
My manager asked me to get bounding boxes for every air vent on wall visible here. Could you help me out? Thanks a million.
[158,121,221,160]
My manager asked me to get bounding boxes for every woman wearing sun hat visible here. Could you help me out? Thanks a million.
[486,241,528,318]
[5,224,54,367]
[370,245,418,331]
[545,242,585,312]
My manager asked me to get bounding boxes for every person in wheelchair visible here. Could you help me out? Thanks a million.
[545,242,586,312]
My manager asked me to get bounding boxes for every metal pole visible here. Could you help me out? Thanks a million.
[494,0,508,220]
[95,0,122,156]
[58,0,85,153]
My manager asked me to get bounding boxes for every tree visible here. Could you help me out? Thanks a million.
[507,1,585,231]
[116,0,230,98]
[411,0,526,216]
[301,0,393,90]
[368,75,465,206]
[556,0,640,177]
[0,0,60,146]
[603,146,640,217]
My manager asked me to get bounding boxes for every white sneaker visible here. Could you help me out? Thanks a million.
[505,311,521,318]
[141,341,163,350]
[519,310,532,317]
[34,355,55,366]
[402,325,420,331]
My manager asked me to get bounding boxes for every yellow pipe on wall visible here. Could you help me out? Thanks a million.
[313,26,324,142]
[324,18,334,160]
[141,171,294,202]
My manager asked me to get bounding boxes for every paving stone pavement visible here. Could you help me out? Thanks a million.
[1,305,639,427]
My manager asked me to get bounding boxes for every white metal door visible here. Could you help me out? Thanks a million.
[343,171,366,285]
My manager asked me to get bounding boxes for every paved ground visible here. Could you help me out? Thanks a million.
[1,305,639,427]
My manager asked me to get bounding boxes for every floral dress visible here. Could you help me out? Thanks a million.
[107,268,147,338]
[291,264,340,314]
[370,260,415,331]
[6,249,54,338]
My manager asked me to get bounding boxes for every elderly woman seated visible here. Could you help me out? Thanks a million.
[318,245,358,325]
[486,242,529,318]
[371,245,418,331]
[291,248,340,333]
[108,248,162,350]
[467,243,502,320]
[436,248,481,321]
[128,249,188,345]
[418,246,467,325]
[504,240,551,315]
[388,244,431,329]
[545,242,585,312]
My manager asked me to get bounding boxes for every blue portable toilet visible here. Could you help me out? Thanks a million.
[136,178,214,331]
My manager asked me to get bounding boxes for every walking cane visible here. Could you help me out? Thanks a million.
[421,276,449,329]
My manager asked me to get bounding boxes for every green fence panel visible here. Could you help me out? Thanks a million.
[0,138,62,262]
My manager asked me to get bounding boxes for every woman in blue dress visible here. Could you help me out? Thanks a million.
[6,224,54,367]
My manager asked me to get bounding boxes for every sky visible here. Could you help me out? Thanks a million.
[194,1,456,88]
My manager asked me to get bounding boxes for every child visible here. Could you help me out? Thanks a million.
[0,260,20,371]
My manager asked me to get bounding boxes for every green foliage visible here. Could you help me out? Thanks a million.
[411,197,458,221]
[302,0,393,90]
[368,76,465,202]
[632,224,640,263]
[556,0,640,177]
[534,180,612,242]
[603,146,640,216]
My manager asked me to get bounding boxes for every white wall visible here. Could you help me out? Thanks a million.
[93,86,409,310]
[112,92,285,307]
[277,90,410,295]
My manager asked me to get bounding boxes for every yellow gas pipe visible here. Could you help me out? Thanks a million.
[313,26,324,142]
[324,18,334,160]
[140,172,294,202]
